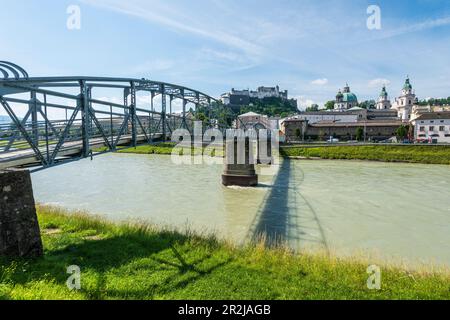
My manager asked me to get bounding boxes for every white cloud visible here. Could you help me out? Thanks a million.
[380,16,450,39]
[81,0,263,57]
[311,78,328,86]
[295,95,315,111]
[368,78,390,88]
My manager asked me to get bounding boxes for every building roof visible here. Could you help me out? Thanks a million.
[310,120,403,128]
[342,92,358,103]
[347,106,364,111]
[336,84,358,103]
[238,112,264,117]
[403,77,413,90]
[300,110,365,116]
[414,112,450,121]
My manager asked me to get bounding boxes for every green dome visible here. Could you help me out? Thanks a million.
[342,92,358,102]
[403,77,412,90]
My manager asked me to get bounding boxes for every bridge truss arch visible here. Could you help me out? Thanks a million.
[0,62,223,170]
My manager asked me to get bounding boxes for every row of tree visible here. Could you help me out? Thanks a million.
[416,97,450,106]
[194,97,299,127]
[306,100,378,112]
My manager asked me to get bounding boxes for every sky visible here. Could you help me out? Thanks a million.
[1,0,450,110]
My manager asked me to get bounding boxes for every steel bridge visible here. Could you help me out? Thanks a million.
[0,61,220,170]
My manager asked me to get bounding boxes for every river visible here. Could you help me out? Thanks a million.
[31,153,450,268]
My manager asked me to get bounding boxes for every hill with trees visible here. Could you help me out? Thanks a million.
[239,97,298,117]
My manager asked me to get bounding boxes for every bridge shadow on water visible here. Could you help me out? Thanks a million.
[248,159,329,253]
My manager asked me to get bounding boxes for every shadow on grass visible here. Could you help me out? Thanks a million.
[0,230,232,300]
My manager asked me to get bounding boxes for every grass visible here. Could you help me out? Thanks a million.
[96,143,450,165]
[0,205,449,300]
[117,143,177,155]
[281,145,450,165]
[0,139,58,150]
[94,143,224,157]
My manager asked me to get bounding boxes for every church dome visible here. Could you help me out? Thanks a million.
[342,92,358,102]
[403,77,412,90]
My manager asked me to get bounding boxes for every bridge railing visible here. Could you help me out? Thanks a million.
[0,74,220,169]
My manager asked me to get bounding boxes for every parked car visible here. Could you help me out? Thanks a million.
[327,137,339,144]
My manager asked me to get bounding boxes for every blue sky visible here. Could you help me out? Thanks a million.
[1,0,450,109]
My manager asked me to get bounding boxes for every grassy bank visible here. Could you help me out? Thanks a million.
[117,143,176,155]
[96,143,223,157]
[0,206,449,300]
[96,143,450,165]
[281,145,450,165]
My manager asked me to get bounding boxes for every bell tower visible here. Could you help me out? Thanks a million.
[376,85,391,110]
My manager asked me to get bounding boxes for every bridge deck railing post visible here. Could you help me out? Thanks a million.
[130,82,137,147]
[80,80,90,158]
[161,84,166,141]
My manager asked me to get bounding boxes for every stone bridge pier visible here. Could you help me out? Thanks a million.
[0,169,43,258]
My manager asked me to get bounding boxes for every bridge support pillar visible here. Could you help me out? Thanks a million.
[0,169,43,258]
[222,137,258,187]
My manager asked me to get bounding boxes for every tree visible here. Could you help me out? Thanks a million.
[356,127,364,141]
[325,101,335,110]
[396,125,408,140]
[306,104,319,112]
[359,100,376,110]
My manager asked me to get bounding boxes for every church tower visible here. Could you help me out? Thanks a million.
[334,83,358,111]
[376,85,391,110]
[392,77,417,121]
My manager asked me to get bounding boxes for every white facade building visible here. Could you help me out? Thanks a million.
[237,112,277,130]
[283,110,365,125]
[392,77,418,122]
[412,112,450,143]
[376,85,392,110]
[334,84,359,111]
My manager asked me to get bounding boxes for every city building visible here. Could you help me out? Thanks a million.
[391,77,418,122]
[236,112,274,130]
[221,89,250,106]
[221,85,291,107]
[250,86,288,100]
[412,112,450,143]
[334,84,359,111]
[284,110,366,124]
[376,85,392,110]
[281,118,403,142]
